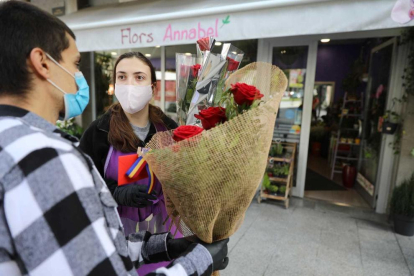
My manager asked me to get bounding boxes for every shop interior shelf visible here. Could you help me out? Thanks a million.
[269,176,289,182]
[261,193,287,201]
[259,142,297,209]
[268,155,293,163]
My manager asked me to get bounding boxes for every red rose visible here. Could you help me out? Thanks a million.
[197,37,210,51]
[194,107,227,130]
[192,64,201,78]
[230,83,264,106]
[227,57,240,71]
[173,125,204,142]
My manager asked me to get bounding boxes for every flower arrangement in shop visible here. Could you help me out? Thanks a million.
[136,36,287,274]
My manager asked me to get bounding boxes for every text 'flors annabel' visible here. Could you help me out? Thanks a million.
[163,19,219,42]
[121,28,154,45]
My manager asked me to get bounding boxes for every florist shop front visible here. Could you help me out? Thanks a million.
[60,0,414,214]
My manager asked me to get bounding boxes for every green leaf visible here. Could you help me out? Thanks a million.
[222,15,230,24]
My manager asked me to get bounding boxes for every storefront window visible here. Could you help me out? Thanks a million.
[272,46,308,143]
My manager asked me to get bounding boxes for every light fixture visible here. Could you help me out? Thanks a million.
[107,84,114,96]
[155,45,161,48]
[145,54,151,57]
[111,52,117,56]
[280,50,287,54]
[321,38,330,43]
[232,51,237,54]
[215,42,222,46]
[185,53,192,56]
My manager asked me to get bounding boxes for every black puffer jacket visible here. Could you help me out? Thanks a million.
[79,110,177,203]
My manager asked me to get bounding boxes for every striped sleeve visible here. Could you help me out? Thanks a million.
[127,231,213,276]
[149,244,213,276]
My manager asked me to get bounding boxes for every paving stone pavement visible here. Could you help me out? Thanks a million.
[220,197,414,276]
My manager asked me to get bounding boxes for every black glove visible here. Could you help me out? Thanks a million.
[201,239,229,271]
[112,184,157,208]
[167,237,193,259]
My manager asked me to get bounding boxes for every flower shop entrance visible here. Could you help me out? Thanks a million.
[259,30,406,213]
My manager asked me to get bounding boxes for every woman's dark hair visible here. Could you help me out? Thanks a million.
[0,1,75,97]
[108,52,165,152]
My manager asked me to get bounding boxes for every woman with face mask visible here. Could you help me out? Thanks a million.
[80,52,181,275]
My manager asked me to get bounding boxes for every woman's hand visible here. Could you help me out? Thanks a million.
[113,184,157,208]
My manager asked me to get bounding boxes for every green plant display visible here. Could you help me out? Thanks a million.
[275,143,284,156]
[272,163,290,177]
[388,27,414,155]
[269,145,276,157]
[56,118,84,139]
[279,186,286,194]
[263,173,271,188]
[390,173,414,218]
[95,52,113,116]
[263,173,278,193]
[267,184,279,193]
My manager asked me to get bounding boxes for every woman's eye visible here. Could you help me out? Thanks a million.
[76,63,81,69]
[118,75,125,80]
[136,75,145,81]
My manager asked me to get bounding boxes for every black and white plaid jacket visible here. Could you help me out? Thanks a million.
[0,105,213,276]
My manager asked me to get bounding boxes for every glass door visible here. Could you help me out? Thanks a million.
[357,39,396,207]
[267,40,317,197]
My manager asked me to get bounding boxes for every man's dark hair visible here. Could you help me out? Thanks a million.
[0,1,76,97]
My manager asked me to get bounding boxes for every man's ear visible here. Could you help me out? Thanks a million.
[28,48,51,80]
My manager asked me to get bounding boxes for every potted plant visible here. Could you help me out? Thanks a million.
[282,163,290,178]
[279,185,287,196]
[390,173,414,236]
[275,143,284,157]
[273,163,289,178]
[267,184,279,195]
[272,164,282,178]
[382,110,401,135]
[342,162,357,188]
[266,166,273,177]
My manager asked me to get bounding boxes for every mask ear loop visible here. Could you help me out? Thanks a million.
[45,53,75,79]
[47,79,68,95]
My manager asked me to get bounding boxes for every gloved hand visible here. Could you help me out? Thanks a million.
[201,238,229,271]
[168,237,229,271]
[112,184,157,208]
[167,237,193,259]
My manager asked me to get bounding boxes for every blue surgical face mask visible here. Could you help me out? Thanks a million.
[45,53,90,120]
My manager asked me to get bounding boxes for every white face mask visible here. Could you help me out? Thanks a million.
[115,84,153,114]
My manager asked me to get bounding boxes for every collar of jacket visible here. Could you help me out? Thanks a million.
[0,104,79,143]
[96,111,111,133]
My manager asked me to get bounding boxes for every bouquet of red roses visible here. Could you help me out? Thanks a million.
[143,39,287,275]
[144,60,286,229]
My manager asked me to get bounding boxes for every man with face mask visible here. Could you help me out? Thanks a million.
[0,2,228,276]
